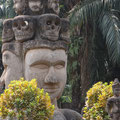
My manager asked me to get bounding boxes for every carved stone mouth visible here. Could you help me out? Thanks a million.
[44,88,59,93]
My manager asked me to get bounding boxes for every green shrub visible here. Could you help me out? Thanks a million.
[0,78,55,120]
[83,81,113,120]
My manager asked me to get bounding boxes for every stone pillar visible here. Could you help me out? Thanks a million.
[0,0,83,119]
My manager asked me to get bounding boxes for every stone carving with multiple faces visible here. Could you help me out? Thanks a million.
[13,0,60,15]
[0,0,83,119]
[106,78,120,120]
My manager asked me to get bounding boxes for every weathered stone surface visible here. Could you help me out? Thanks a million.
[12,15,36,42]
[2,19,15,43]
[13,0,60,15]
[37,14,61,41]
[25,48,67,101]
[0,43,23,90]
[0,1,83,119]
[60,109,83,120]
[106,78,120,120]
[60,18,70,43]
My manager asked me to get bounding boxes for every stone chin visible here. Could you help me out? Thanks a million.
[44,82,66,100]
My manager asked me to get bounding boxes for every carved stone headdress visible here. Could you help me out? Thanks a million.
[2,14,70,56]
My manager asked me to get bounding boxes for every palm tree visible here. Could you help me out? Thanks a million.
[69,0,120,112]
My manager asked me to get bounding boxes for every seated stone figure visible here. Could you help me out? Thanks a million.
[106,78,120,120]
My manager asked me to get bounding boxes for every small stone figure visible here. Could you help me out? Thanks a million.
[47,0,60,15]
[28,0,44,15]
[13,0,27,15]
[106,78,120,120]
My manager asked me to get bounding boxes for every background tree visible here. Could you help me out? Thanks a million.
[69,0,120,112]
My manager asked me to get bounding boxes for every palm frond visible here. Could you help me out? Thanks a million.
[70,0,120,31]
[70,0,104,31]
[99,11,120,65]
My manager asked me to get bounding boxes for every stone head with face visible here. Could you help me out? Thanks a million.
[13,0,27,15]
[48,0,60,15]
[112,78,120,97]
[24,48,67,103]
[0,43,23,89]
[28,0,43,14]
[23,38,68,106]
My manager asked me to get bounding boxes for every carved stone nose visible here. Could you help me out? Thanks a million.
[17,25,21,30]
[44,67,58,83]
[52,25,55,30]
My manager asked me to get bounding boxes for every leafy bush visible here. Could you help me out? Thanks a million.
[83,82,113,120]
[0,78,55,120]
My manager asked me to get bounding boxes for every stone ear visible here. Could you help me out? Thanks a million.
[60,18,70,43]
[2,19,15,43]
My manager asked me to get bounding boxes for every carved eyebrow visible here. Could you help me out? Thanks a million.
[30,60,51,67]
[30,60,65,67]
[53,61,65,66]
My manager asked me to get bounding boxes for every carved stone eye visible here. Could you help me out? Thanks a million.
[21,21,26,26]
[13,22,18,27]
[47,20,52,25]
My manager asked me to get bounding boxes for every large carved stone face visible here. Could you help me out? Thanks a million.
[12,16,35,42]
[13,0,26,14]
[2,19,14,43]
[0,51,23,88]
[28,0,43,12]
[25,49,67,100]
[48,0,59,14]
[39,14,61,41]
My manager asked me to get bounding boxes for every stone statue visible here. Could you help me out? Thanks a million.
[0,0,83,119]
[47,0,60,15]
[13,0,60,15]
[106,78,120,120]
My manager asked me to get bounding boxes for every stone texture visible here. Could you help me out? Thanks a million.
[2,19,15,43]
[13,0,60,15]
[106,78,120,120]
[25,48,67,101]
[0,0,83,119]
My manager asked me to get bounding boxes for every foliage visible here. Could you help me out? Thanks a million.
[0,78,55,120]
[70,0,120,65]
[83,81,113,120]
[0,0,15,19]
